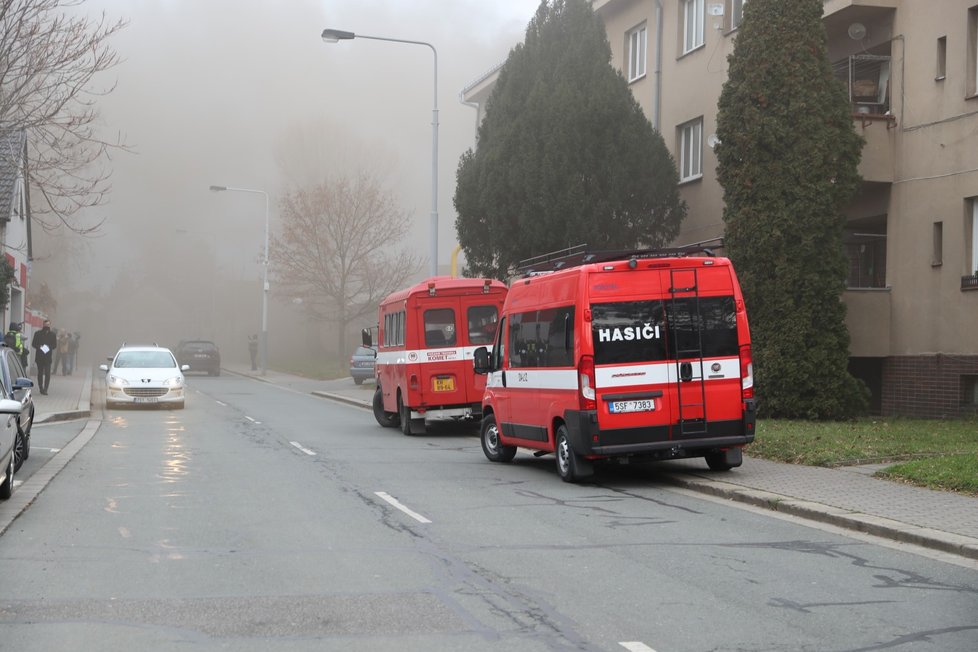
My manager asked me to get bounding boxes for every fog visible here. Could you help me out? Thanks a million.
[32,0,541,368]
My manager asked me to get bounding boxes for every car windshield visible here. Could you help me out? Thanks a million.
[114,351,176,368]
[354,347,374,357]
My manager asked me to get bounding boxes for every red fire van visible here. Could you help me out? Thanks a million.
[367,277,508,435]
[473,247,756,482]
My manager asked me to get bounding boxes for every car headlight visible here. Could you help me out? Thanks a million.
[163,376,184,388]
[107,374,129,388]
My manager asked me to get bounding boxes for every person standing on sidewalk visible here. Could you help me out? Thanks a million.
[248,334,258,371]
[66,332,80,375]
[4,323,26,371]
[55,329,69,375]
[32,319,57,395]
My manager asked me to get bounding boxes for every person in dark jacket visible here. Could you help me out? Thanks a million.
[31,319,57,395]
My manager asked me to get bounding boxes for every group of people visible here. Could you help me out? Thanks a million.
[4,320,80,396]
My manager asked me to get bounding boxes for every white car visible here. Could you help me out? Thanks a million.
[100,345,189,409]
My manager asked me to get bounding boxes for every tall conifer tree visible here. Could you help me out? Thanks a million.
[454,0,685,279]
[716,0,867,418]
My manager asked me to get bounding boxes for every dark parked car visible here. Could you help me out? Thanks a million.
[0,344,34,471]
[349,346,376,385]
[175,340,221,376]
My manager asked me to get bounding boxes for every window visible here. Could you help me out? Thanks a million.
[383,310,405,347]
[590,297,737,365]
[970,6,978,96]
[507,307,575,368]
[937,36,947,80]
[424,308,456,347]
[844,217,888,288]
[727,0,746,31]
[683,0,705,54]
[933,221,944,266]
[467,305,499,345]
[969,199,978,279]
[627,24,647,82]
[679,118,703,182]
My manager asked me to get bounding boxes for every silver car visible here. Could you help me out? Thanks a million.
[100,345,189,409]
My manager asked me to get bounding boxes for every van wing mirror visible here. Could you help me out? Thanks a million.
[473,346,491,375]
[361,328,372,348]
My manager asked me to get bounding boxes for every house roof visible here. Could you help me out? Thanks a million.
[0,129,27,221]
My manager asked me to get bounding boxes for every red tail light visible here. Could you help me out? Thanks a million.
[740,344,754,399]
[578,355,597,411]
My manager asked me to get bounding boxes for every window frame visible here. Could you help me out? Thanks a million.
[627,23,648,82]
[683,0,705,54]
[726,0,746,32]
[678,118,704,182]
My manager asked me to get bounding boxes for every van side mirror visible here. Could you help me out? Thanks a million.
[361,328,372,348]
[473,346,491,375]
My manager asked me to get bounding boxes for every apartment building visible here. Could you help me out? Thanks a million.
[462,0,978,418]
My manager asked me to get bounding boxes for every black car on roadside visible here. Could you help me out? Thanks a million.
[0,344,34,471]
[175,340,221,376]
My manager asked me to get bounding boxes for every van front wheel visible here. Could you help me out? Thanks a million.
[555,425,592,483]
[481,414,516,463]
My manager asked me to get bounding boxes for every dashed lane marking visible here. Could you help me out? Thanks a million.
[290,441,316,456]
[374,491,432,524]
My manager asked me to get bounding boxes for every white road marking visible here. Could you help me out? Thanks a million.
[13,480,22,488]
[374,491,432,524]
[244,416,261,424]
[215,400,227,407]
[290,441,316,456]
[620,643,657,652]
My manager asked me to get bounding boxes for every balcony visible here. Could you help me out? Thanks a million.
[963,275,978,291]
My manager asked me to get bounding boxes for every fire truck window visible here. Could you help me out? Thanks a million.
[508,312,528,368]
[666,297,737,358]
[424,308,456,347]
[467,305,499,345]
[491,316,506,369]
[591,300,668,365]
[545,306,575,367]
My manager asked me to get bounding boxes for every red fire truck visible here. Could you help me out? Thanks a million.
[367,277,508,435]
[473,246,756,482]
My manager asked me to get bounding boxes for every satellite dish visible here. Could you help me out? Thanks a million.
[707,134,721,149]
[847,22,867,40]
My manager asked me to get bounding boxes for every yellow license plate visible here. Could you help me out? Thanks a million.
[433,377,455,392]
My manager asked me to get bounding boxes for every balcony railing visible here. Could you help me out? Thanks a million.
[963,275,978,290]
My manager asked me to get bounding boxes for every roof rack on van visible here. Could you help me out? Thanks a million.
[515,243,718,276]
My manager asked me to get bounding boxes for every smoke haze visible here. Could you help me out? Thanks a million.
[32,0,540,367]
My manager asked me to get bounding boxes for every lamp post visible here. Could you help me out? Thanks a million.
[321,28,439,277]
[209,185,269,375]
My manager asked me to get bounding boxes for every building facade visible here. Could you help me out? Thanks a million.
[463,0,978,417]
[0,129,33,341]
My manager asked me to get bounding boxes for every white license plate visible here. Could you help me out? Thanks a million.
[609,399,655,414]
[134,397,159,404]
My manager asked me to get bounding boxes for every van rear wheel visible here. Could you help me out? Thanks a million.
[481,414,516,463]
[705,448,742,471]
[398,395,425,436]
[373,386,398,428]
[555,425,592,483]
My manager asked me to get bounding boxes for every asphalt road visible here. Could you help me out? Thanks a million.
[1,374,976,651]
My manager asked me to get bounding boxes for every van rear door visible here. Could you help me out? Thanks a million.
[588,265,743,444]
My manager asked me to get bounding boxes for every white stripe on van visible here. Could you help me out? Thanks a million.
[485,358,741,391]
[376,346,489,366]
[596,357,740,388]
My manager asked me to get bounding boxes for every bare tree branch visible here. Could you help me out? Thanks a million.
[0,0,128,233]
[270,172,423,358]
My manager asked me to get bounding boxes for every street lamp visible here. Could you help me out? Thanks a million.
[209,184,270,375]
[321,28,439,277]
